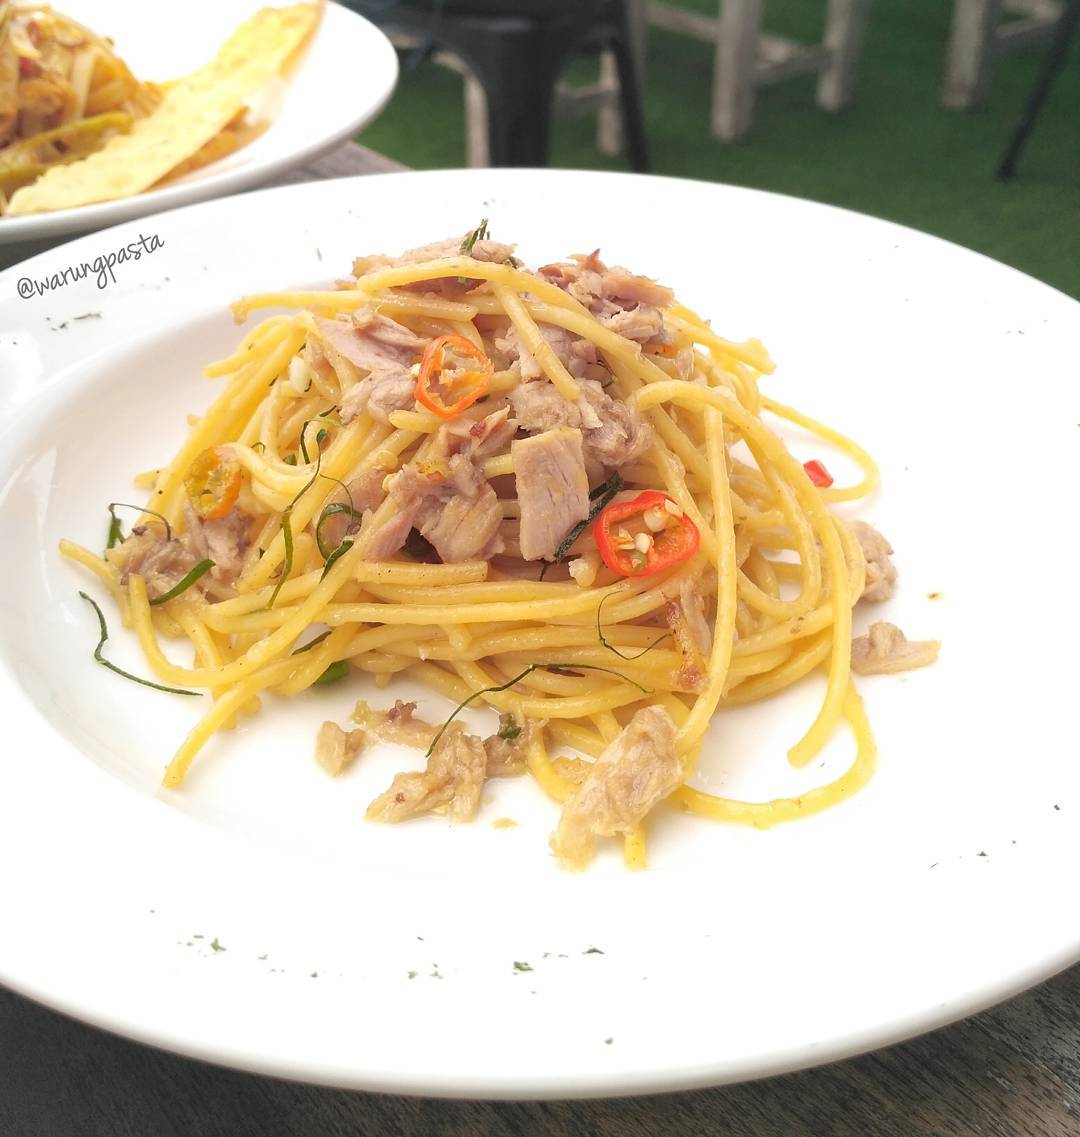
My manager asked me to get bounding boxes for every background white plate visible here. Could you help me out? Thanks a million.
[0,170,1078,1098]
[0,0,397,244]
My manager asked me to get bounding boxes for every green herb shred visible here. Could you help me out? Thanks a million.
[79,592,201,697]
[148,559,214,606]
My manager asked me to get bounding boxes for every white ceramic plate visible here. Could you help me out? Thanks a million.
[0,170,1078,1099]
[0,0,397,245]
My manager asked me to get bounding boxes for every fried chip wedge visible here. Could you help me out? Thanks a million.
[6,2,322,215]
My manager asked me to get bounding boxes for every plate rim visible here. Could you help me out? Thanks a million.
[1,167,1079,1099]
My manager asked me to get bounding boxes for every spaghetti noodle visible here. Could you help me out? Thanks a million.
[62,228,919,870]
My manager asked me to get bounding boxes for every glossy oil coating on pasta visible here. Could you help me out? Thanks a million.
[61,226,938,869]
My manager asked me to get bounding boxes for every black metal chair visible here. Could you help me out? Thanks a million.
[996,0,1080,180]
[345,0,650,170]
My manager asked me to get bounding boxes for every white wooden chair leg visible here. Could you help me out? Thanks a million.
[597,51,623,155]
[943,0,1003,108]
[817,0,871,111]
[597,2,647,157]
[712,0,763,140]
[463,73,490,168]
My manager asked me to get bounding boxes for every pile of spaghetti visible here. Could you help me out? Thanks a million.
[62,225,938,870]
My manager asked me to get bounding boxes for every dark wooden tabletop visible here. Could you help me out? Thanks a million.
[3,142,1079,1135]
[3,966,1079,1136]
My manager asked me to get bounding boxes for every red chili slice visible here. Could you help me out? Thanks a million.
[594,490,700,578]
[803,459,834,488]
[415,334,493,420]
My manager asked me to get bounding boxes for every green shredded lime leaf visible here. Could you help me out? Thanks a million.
[148,559,214,606]
[425,662,648,757]
[460,218,489,255]
[539,473,622,580]
[595,593,669,660]
[106,501,173,550]
[314,660,349,685]
[293,629,331,655]
[79,592,201,697]
[497,715,521,742]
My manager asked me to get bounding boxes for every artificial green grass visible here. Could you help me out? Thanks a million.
[358,1,1080,299]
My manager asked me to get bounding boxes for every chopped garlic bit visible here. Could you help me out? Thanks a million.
[643,507,667,532]
[288,355,313,394]
[633,532,652,554]
[568,552,600,588]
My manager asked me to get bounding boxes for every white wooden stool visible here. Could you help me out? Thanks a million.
[943,0,1064,109]
[646,0,871,141]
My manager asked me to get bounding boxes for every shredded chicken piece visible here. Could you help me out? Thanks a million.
[183,503,250,586]
[315,721,366,776]
[537,252,675,348]
[381,452,504,563]
[445,406,518,462]
[313,311,426,382]
[366,725,487,823]
[851,621,940,675]
[512,427,590,561]
[352,699,438,749]
[602,305,666,344]
[508,377,653,470]
[483,714,543,777]
[494,324,597,381]
[351,232,518,297]
[116,503,249,601]
[353,233,517,277]
[115,527,195,592]
[314,469,386,552]
[851,521,897,603]
[340,366,416,425]
[665,578,712,692]
[550,706,682,870]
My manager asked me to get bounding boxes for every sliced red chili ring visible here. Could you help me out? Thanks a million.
[803,459,834,488]
[594,490,700,578]
[415,333,493,420]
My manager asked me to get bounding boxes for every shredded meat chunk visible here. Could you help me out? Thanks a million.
[851,521,897,603]
[353,234,517,277]
[351,232,518,297]
[183,503,250,586]
[340,366,416,425]
[665,578,712,693]
[313,312,426,383]
[366,725,487,823]
[483,714,543,777]
[352,699,438,749]
[508,377,653,470]
[537,251,674,348]
[116,526,192,587]
[512,427,590,561]
[851,621,940,675]
[315,469,386,552]
[445,406,518,461]
[494,324,598,381]
[116,503,250,601]
[315,721,366,776]
[379,452,504,563]
[550,706,682,870]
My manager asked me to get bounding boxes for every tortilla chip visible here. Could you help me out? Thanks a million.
[6,2,321,215]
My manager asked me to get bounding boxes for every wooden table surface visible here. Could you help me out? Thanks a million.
[3,142,1079,1135]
